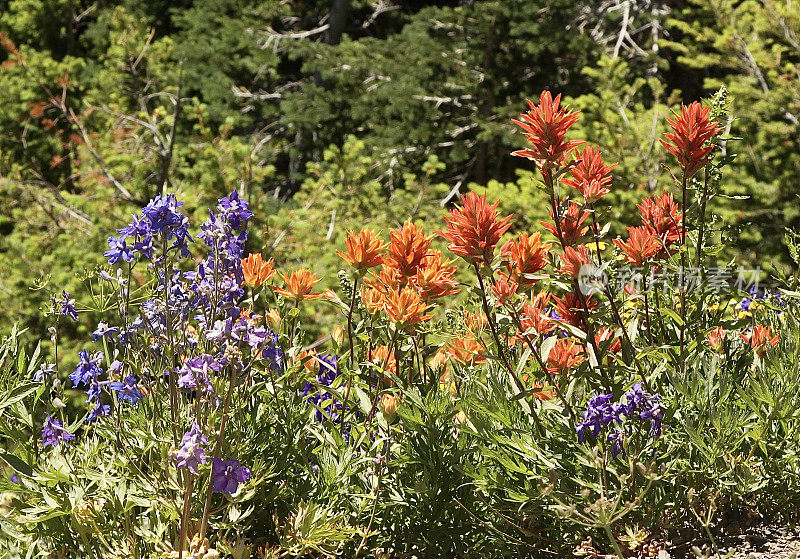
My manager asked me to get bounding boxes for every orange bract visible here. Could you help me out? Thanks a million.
[542,201,589,247]
[661,101,721,178]
[241,253,275,288]
[563,145,616,203]
[511,91,583,169]
[706,326,726,355]
[337,228,386,272]
[595,327,622,354]
[740,325,779,357]
[500,232,550,287]
[613,226,661,266]
[382,287,433,329]
[519,292,556,338]
[491,273,519,307]
[413,250,460,301]
[446,336,486,366]
[371,345,398,378]
[554,292,596,329]
[272,268,324,301]
[546,339,585,374]
[361,285,385,314]
[385,221,432,278]
[638,190,683,257]
[439,191,513,266]
[558,245,594,278]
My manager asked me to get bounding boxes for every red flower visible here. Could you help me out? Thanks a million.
[554,292,596,329]
[519,292,556,337]
[637,190,683,257]
[500,232,551,287]
[706,326,726,355]
[613,226,661,265]
[382,287,433,329]
[546,339,585,374]
[740,325,779,358]
[541,201,589,247]
[563,146,616,203]
[385,221,433,279]
[439,191,513,266]
[511,91,583,169]
[661,101,722,178]
[491,273,519,307]
[595,327,622,354]
[559,245,594,278]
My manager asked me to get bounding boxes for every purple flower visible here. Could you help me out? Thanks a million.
[33,362,56,382]
[175,423,208,474]
[9,473,19,484]
[92,321,120,343]
[211,458,251,494]
[261,330,283,372]
[622,383,663,439]
[607,429,627,458]
[86,401,111,422]
[740,297,752,312]
[70,350,103,387]
[110,375,145,405]
[217,190,253,230]
[177,355,220,393]
[41,414,75,448]
[104,236,134,264]
[302,354,345,423]
[576,393,622,443]
[59,290,78,321]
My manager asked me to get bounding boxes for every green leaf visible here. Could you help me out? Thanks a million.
[0,450,33,477]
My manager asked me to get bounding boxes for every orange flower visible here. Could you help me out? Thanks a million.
[740,325,779,358]
[264,308,281,329]
[272,268,324,301]
[431,347,450,371]
[361,285,385,314]
[371,345,398,378]
[242,253,275,288]
[546,339,585,374]
[519,292,556,337]
[706,326,726,355]
[661,101,721,178]
[446,336,486,366]
[463,311,488,333]
[296,349,319,373]
[382,287,433,329]
[511,91,583,169]
[381,394,399,418]
[413,250,460,300]
[541,201,589,247]
[385,221,432,278]
[563,145,616,203]
[500,232,550,287]
[491,273,519,307]
[613,226,661,266]
[638,190,683,256]
[531,381,555,401]
[439,191,513,266]
[554,292,596,329]
[559,245,594,278]
[337,228,386,273]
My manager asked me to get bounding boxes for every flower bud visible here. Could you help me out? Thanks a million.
[454,410,467,425]
[331,325,345,348]
[381,394,398,419]
[264,308,281,329]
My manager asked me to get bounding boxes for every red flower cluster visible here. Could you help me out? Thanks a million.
[439,191,513,266]
[511,91,583,170]
[661,102,722,178]
[563,146,616,203]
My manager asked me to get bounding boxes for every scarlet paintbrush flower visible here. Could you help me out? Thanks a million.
[446,336,486,366]
[559,245,594,278]
[546,339,585,374]
[519,292,556,337]
[491,273,519,307]
[464,311,488,333]
[361,285,384,314]
[439,191,513,266]
[385,221,432,278]
[740,325,779,357]
[707,326,726,355]
[661,101,721,178]
[563,145,616,203]
[241,253,275,288]
[541,201,589,247]
[595,327,622,354]
[382,287,433,329]
[272,268,323,301]
[531,381,555,401]
[500,232,551,287]
[511,91,583,169]
[413,250,460,300]
[337,228,386,273]
[613,226,661,265]
[554,292,596,329]
[637,190,683,257]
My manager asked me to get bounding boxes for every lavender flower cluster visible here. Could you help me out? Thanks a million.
[302,353,345,423]
[576,383,664,458]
